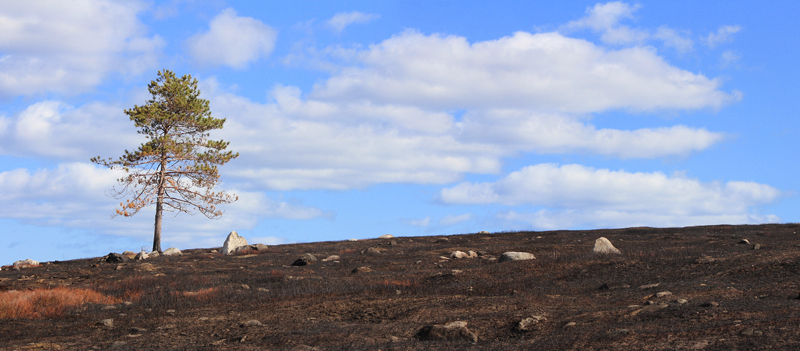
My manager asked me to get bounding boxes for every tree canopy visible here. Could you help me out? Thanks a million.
[92,70,238,252]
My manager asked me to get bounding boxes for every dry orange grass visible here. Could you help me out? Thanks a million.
[173,287,219,302]
[0,287,121,319]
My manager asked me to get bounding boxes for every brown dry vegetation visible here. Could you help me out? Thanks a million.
[1,223,800,350]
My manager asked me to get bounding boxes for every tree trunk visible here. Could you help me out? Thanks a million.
[153,155,167,253]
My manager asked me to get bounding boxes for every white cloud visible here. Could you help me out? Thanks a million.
[0,163,331,244]
[563,2,648,45]
[705,25,741,48]
[0,101,141,160]
[441,164,781,228]
[312,30,739,112]
[440,214,472,226]
[0,0,163,97]
[186,8,277,69]
[326,11,379,32]
[654,26,694,53]
[403,217,430,227]
[720,50,741,68]
[457,110,725,158]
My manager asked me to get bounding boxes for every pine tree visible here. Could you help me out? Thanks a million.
[92,70,238,253]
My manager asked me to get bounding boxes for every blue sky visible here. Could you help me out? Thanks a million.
[1,1,798,263]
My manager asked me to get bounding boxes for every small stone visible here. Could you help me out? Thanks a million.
[104,254,128,264]
[564,322,576,327]
[378,234,394,239]
[677,299,688,304]
[100,319,114,329]
[352,266,373,273]
[701,301,719,307]
[753,244,761,250]
[365,247,382,256]
[739,239,750,244]
[241,284,250,290]
[130,327,147,334]
[499,252,536,262]
[348,238,358,242]
[696,256,715,264]
[656,291,673,298]
[593,237,621,255]
[162,247,182,256]
[322,255,340,261]
[450,251,471,259]
[515,316,546,332]
[741,328,762,336]
[478,231,490,234]
[257,287,269,292]
[638,283,660,289]
[241,320,262,327]
[166,309,175,314]
[415,321,478,343]
[134,251,149,260]
[388,240,397,245]
[102,305,117,310]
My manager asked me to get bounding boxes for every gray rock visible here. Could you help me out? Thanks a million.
[478,231,490,234]
[240,320,262,327]
[322,255,340,261]
[753,244,762,250]
[365,247,382,256]
[105,253,128,264]
[378,234,394,239]
[739,238,751,244]
[416,321,478,343]
[162,247,182,256]
[12,259,39,268]
[593,237,621,255]
[741,328,762,336]
[134,250,149,260]
[515,316,546,332]
[639,283,660,289]
[656,291,673,298]
[499,252,536,262]
[352,266,373,273]
[450,251,470,259]
[222,231,248,255]
[100,319,114,329]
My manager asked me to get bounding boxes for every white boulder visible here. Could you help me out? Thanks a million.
[13,259,39,268]
[162,247,182,256]
[499,252,536,262]
[593,237,621,255]
[222,231,248,255]
[378,234,394,239]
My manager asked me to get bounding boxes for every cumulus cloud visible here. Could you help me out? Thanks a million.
[186,8,277,69]
[0,101,141,160]
[457,110,725,158]
[654,26,694,53]
[403,217,430,227]
[0,163,331,244]
[326,11,379,32]
[705,25,741,48]
[312,30,739,112]
[0,0,163,97]
[441,164,782,228]
[563,2,648,45]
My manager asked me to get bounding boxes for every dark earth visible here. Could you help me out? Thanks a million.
[2,223,800,350]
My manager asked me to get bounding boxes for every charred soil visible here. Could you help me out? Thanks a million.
[2,224,800,350]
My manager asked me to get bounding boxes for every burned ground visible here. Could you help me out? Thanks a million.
[2,223,800,350]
